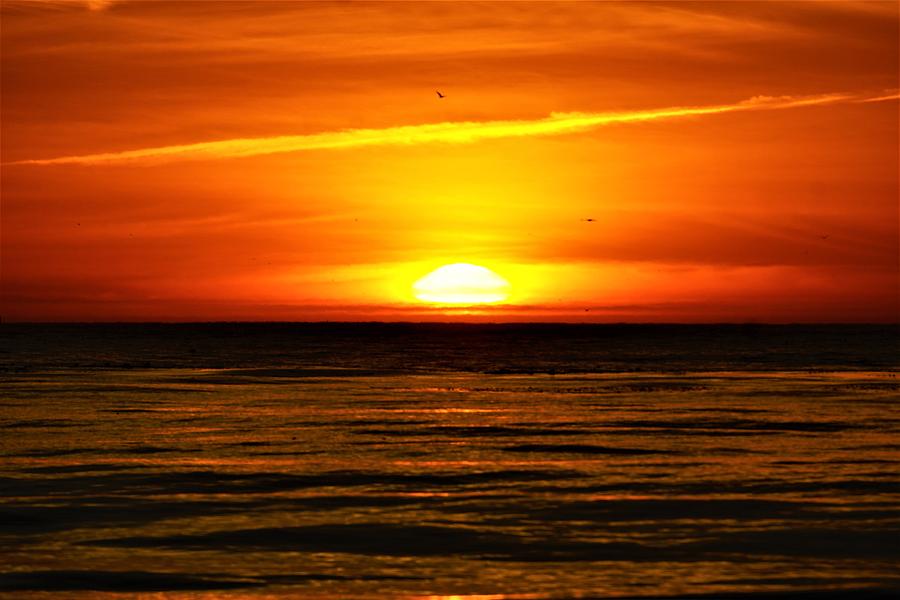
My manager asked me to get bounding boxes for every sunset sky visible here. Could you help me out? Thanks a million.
[2,0,898,322]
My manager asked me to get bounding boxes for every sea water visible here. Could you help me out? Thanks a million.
[1,324,898,598]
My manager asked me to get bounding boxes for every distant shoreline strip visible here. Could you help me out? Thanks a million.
[10,90,898,167]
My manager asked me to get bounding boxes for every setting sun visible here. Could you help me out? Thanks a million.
[1,1,896,325]
[413,263,511,305]
[0,3,897,600]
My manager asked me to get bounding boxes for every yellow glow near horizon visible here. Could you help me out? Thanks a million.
[413,263,511,305]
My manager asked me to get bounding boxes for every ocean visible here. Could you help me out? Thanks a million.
[1,324,898,599]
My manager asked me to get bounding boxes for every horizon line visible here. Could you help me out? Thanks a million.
[3,320,897,326]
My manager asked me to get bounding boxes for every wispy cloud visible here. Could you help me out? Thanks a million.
[12,91,894,166]
[5,0,116,10]
[857,91,900,103]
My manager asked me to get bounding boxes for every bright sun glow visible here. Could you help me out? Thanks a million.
[413,263,511,305]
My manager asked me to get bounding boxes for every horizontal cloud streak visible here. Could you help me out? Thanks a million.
[12,91,894,166]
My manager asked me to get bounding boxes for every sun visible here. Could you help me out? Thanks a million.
[413,263,511,305]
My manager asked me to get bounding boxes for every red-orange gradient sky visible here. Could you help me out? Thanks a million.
[2,1,898,322]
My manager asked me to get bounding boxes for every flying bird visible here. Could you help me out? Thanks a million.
[436,90,445,99]
[582,218,595,222]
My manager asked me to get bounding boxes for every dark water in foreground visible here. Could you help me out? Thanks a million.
[1,324,898,599]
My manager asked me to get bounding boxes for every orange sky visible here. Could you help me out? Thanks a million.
[2,0,898,322]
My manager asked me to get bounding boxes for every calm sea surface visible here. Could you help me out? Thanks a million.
[1,324,898,599]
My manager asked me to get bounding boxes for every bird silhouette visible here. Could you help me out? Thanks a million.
[582,218,595,222]
[436,90,445,99]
